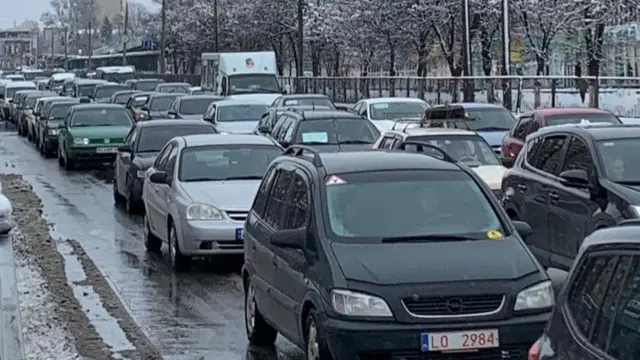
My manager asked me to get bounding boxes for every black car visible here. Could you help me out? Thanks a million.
[243,145,555,359]
[109,90,140,104]
[269,94,335,109]
[502,123,640,271]
[91,83,128,103]
[529,222,640,360]
[138,93,182,121]
[125,78,164,91]
[167,95,219,120]
[124,92,157,121]
[113,119,217,213]
[37,99,81,157]
[264,109,380,151]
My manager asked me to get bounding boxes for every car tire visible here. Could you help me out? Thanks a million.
[245,278,278,346]
[143,213,162,252]
[63,147,75,170]
[305,309,332,360]
[113,179,125,204]
[168,222,190,271]
[57,146,64,167]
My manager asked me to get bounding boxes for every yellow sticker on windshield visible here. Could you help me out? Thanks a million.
[487,230,504,240]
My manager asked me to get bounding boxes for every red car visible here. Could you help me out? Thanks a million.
[501,108,622,166]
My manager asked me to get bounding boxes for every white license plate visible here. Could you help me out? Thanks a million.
[95,147,117,153]
[421,329,499,352]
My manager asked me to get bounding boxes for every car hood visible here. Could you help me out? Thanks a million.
[226,93,280,104]
[476,131,508,147]
[331,237,538,284]
[69,125,131,138]
[133,152,159,169]
[305,143,372,152]
[371,120,397,132]
[215,121,258,134]
[180,180,261,211]
[471,165,507,190]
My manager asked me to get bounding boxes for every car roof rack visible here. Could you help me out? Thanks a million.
[391,118,424,131]
[394,140,457,163]
[421,105,474,130]
[283,144,324,167]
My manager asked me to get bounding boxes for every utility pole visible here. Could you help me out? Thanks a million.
[122,0,129,65]
[34,31,39,69]
[501,0,512,110]
[296,0,304,91]
[461,0,473,101]
[159,0,166,73]
[87,20,93,71]
[63,27,68,70]
[50,28,55,69]
[213,0,219,52]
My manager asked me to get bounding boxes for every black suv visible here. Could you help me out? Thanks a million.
[243,145,555,360]
[502,123,640,272]
[529,221,640,360]
[264,109,380,151]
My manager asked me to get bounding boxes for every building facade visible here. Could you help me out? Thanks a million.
[0,29,33,69]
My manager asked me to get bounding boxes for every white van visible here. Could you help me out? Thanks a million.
[48,72,75,92]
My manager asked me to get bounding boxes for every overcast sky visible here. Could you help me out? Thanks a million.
[0,0,158,29]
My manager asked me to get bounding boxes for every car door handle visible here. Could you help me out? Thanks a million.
[549,192,560,200]
[517,184,527,191]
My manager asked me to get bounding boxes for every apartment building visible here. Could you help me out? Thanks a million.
[0,28,33,68]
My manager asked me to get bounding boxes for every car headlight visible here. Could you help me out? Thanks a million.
[514,281,554,311]
[136,170,146,178]
[331,289,393,317]
[186,203,223,220]
[48,129,59,135]
[73,137,89,145]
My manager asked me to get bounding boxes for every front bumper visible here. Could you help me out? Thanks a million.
[179,219,245,256]
[322,311,549,360]
[67,145,121,162]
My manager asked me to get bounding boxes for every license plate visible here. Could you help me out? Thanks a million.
[236,228,244,241]
[95,147,117,153]
[421,329,499,352]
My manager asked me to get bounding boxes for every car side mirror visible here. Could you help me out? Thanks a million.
[149,171,169,184]
[546,267,568,297]
[258,125,270,134]
[118,144,132,152]
[559,169,589,188]
[502,157,514,168]
[270,228,305,248]
[512,220,532,238]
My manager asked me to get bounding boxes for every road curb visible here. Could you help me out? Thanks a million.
[0,232,24,360]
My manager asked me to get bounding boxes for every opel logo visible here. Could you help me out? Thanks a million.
[104,138,110,144]
[445,298,464,313]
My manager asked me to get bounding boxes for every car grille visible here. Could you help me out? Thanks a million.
[403,294,504,317]
[359,345,529,360]
[226,211,247,222]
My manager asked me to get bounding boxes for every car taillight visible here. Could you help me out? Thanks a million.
[528,339,541,360]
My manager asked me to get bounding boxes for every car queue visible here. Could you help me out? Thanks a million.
[1,70,639,360]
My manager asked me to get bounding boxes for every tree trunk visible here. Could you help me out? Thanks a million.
[388,36,396,97]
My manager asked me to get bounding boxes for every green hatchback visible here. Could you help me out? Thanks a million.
[57,104,133,170]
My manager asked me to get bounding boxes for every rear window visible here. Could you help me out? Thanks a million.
[113,93,133,104]
[464,107,516,131]
[150,96,179,111]
[78,85,98,97]
[71,108,132,126]
[546,113,621,127]
[283,97,334,109]
[179,145,282,181]
[137,81,161,91]
[179,98,216,115]
[158,85,189,93]
[6,87,35,98]
[95,86,127,98]
[296,118,380,144]
[369,102,428,120]
[217,104,267,122]
[324,170,503,240]
[137,125,215,152]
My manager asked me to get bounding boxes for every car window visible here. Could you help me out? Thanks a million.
[379,136,396,149]
[150,96,179,111]
[283,97,334,109]
[596,139,640,182]
[137,81,161,91]
[113,92,134,104]
[125,127,137,145]
[131,96,149,108]
[252,167,277,217]
[296,119,380,144]
[158,85,189,93]
[528,135,566,175]
[137,125,215,152]
[546,113,621,126]
[561,136,594,178]
[165,146,179,175]
[368,102,428,120]
[284,119,296,142]
[513,116,532,140]
[49,103,76,119]
[282,172,310,229]
[324,170,504,239]
[77,84,97,97]
[464,107,516,131]
[263,169,294,229]
[95,86,127,98]
[70,108,133,126]
[178,98,216,115]
[408,135,501,166]
[154,142,174,170]
[275,116,294,139]
[217,104,267,122]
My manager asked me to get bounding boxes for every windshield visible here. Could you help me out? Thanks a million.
[325,170,503,239]
[95,86,127,99]
[297,119,380,144]
[158,85,189,93]
[179,145,282,181]
[179,98,216,115]
[132,96,149,108]
[368,102,428,120]
[49,103,76,119]
[70,108,132,127]
[464,107,516,131]
[409,135,501,166]
[25,96,40,108]
[150,96,179,111]
[100,72,134,83]
[283,97,334,108]
[78,85,98,97]
[547,114,621,127]
[113,93,134,104]
[218,104,267,122]
[137,125,216,152]
[6,87,34,98]
[597,139,640,182]
[137,81,162,91]
[228,74,280,95]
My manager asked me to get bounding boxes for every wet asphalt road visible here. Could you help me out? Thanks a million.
[0,127,302,360]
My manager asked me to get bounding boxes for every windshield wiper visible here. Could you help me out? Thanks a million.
[338,140,371,144]
[381,234,477,243]
[222,175,263,180]
[474,126,510,131]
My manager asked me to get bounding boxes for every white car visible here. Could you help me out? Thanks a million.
[352,97,429,132]
[373,126,507,196]
[0,193,13,234]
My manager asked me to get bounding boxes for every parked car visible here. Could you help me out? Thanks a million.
[32,96,73,143]
[57,104,133,169]
[501,108,622,166]
[17,91,57,137]
[37,99,82,157]
[202,99,265,133]
[501,123,640,271]
[2,81,36,122]
[167,95,220,120]
[142,134,282,270]
[113,119,217,213]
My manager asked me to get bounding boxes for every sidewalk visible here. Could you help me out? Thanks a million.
[0,233,24,359]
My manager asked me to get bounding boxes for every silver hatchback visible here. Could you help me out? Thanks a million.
[142,133,282,271]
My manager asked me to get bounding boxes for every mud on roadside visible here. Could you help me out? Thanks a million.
[1,174,163,360]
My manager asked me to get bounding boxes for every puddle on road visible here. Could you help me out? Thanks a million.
[57,241,136,355]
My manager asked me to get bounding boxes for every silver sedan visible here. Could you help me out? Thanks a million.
[142,133,282,271]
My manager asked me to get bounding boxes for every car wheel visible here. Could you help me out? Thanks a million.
[57,146,64,167]
[305,309,332,360]
[113,179,125,204]
[168,222,190,271]
[143,213,162,252]
[245,279,278,346]
[63,147,75,170]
